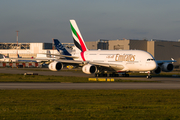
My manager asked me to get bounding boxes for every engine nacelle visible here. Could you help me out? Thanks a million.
[48,61,63,71]
[161,63,174,72]
[153,66,161,74]
[82,64,96,74]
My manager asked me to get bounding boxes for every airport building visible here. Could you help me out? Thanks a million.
[0,42,59,58]
[1,39,180,68]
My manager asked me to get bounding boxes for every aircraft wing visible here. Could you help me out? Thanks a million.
[56,59,124,71]
[89,62,124,71]
[11,57,124,71]
[90,62,124,69]
[10,58,56,61]
[56,59,84,64]
[41,53,79,58]
[11,54,79,62]
[156,59,176,65]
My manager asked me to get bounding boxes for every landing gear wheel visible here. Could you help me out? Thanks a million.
[147,75,152,79]
[122,74,129,77]
[109,73,119,77]
[125,74,129,77]
[95,73,107,77]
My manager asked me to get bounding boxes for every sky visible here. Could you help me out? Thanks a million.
[1,0,180,43]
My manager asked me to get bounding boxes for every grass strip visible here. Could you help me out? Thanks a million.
[0,89,179,120]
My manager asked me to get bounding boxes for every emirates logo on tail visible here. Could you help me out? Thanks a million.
[70,20,87,52]
[70,20,88,61]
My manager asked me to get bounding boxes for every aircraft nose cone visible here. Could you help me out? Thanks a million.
[151,61,157,70]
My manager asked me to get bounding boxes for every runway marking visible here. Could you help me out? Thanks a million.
[88,78,115,82]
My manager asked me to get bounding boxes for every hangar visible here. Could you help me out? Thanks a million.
[0,42,63,58]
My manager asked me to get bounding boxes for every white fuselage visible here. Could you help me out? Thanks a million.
[73,49,157,72]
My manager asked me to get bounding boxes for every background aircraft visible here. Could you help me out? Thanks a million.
[0,54,11,62]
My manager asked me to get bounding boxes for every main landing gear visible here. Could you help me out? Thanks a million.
[122,73,129,77]
[95,73,108,77]
[95,72,130,77]
[95,72,153,79]
[95,73,119,77]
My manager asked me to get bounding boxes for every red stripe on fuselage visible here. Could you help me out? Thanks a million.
[81,51,86,61]
[76,32,87,52]
[76,32,87,61]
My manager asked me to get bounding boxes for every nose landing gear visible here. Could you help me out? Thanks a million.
[147,71,152,79]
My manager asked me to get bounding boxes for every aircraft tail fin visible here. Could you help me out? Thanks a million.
[53,39,73,60]
[70,19,88,52]
[53,39,71,55]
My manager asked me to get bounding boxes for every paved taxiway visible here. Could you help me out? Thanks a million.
[0,68,180,89]
[0,68,93,77]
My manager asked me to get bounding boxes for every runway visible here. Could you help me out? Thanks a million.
[0,68,180,89]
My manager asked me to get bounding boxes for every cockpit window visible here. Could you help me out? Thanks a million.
[147,58,155,61]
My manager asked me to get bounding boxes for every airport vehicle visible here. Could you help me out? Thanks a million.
[48,20,177,78]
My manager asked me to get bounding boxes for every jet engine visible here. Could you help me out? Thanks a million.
[48,61,63,71]
[82,64,96,74]
[153,66,161,74]
[153,63,174,74]
[161,63,174,72]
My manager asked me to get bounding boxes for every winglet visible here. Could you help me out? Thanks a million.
[171,58,176,63]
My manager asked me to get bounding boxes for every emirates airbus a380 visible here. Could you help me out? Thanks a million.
[48,20,176,78]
